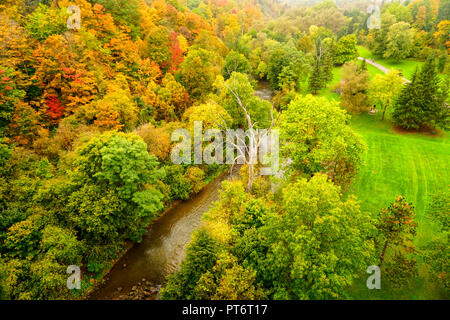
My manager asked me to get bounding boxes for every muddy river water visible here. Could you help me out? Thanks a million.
[90,82,273,300]
[89,167,240,299]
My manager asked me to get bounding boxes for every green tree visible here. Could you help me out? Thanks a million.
[141,25,170,66]
[383,2,411,22]
[29,255,70,299]
[0,254,6,299]
[308,38,334,95]
[25,4,68,41]
[267,45,309,91]
[340,61,370,113]
[194,253,265,299]
[421,191,449,295]
[90,0,141,37]
[162,228,220,299]
[422,237,449,294]
[217,72,272,129]
[39,225,85,266]
[265,174,375,299]
[0,67,25,134]
[334,34,358,65]
[320,43,334,85]
[393,58,449,130]
[267,48,290,90]
[369,13,397,56]
[279,94,365,187]
[222,50,251,79]
[376,196,417,267]
[392,70,422,129]
[308,59,323,95]
[180,48,222,100]
[384,22,415,62]
[437,0,450,23]
[376,196,418,288]
[369,69,404,120]
[65,132,165,244]
[425,191,450,233]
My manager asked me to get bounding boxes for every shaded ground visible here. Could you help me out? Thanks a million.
[392,124,443,136]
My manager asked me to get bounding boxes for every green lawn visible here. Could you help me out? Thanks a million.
[310,48,449,299]
[346,113,449,299]
[357,45,424,80]
[319,67,341,101]
[348,113,449,244]
[314,46,439,102]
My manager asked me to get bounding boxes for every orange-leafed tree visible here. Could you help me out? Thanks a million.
[8,101,41,146]
[167,31,185,73]
[76,75,138,131]
[32,35,97,120]
[434,20,450,53]
[135,123,171,161]
[143,73,189,121]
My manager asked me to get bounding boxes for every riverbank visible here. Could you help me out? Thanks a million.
[80,199,182,299]
[87,165,237,300]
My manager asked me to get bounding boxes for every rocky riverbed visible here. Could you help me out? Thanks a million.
[114,278,162,300]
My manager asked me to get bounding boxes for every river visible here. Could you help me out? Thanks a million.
[89,166,240,300]
[89,82,273,300]
[254,80,273,101]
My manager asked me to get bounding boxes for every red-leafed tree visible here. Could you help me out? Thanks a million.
[168,31,184,73]
[45,95,64,123]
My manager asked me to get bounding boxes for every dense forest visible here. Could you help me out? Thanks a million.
[0,0,448,300]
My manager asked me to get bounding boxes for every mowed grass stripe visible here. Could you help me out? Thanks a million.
[348,114,450,245]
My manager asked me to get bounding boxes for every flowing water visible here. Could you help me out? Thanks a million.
[254,80,273,101]
[89,167,240,300]
[90,82,273,300]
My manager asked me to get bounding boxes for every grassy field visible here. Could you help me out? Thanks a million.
[320,63,384,101]
[346,113,449,299]
[312,49,449,240]
[357,45,424,79]
[304,46,449,299]
[348,113,449,244]
[319,67,341,100]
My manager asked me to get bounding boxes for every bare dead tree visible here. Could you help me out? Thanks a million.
[219,73,280,191]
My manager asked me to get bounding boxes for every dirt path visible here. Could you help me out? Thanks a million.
[358,57,411,83]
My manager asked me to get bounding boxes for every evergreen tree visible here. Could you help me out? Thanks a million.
[308,59,323,95]
[418,58,441,129]
[393,58,449,130]
[392,69,422,129]
[358,58,367,73]
[321,49,334,84]
[308,38,334,95]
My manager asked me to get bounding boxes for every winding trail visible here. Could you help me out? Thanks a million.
[358,57,411,83]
